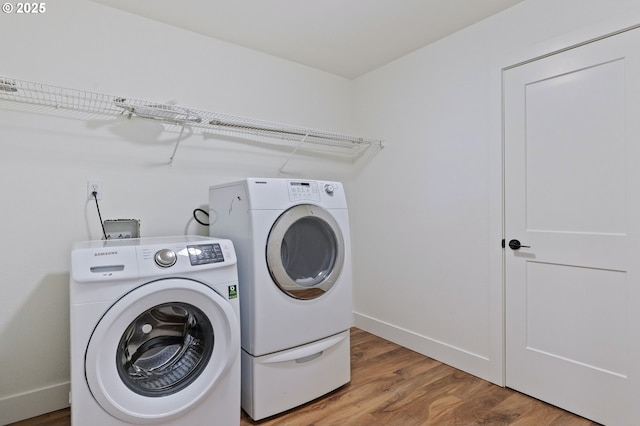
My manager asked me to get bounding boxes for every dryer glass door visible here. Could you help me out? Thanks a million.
[266,204,345,300]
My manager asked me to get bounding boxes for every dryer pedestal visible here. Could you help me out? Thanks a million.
[241,330,350,421]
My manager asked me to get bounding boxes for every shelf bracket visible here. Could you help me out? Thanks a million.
[169,121,188,166]
[279,133,310,173]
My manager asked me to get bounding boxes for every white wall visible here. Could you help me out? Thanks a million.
[351,0,640,385]
[4,0,640,423]
[0,0,355,423]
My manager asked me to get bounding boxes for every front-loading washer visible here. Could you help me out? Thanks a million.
[209,178,352,420]
[70,235,241,425]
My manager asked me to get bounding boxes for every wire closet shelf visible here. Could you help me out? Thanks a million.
[0,76,383,166]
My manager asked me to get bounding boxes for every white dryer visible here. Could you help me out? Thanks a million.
[209,178,352,420]
[70,236,241,425]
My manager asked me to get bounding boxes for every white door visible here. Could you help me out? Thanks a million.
[504,27,640,425]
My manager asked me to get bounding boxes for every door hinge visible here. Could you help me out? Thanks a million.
[501,239,505,248]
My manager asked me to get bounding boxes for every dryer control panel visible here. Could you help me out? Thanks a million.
[288,181,321,202]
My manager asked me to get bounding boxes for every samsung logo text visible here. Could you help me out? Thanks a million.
[94,251,118,256]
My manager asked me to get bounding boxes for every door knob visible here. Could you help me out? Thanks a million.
[508,239,530,250]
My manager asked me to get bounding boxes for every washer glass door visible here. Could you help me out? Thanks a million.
[117,302,213,396]
[266,204,345,300]
[85,278,239,424]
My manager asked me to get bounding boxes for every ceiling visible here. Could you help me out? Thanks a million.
[90,0,525,79]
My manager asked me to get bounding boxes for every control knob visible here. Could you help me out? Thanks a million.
[154,249,177,268]
[324,184,335,194]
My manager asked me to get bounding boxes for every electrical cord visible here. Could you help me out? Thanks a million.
[193,208,209,226]
[93,191,108,239]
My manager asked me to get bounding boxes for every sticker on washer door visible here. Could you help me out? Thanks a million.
[228,285,238,299]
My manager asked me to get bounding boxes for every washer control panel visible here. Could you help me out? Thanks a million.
[72,236,237,283]
[287,181,321,202]
[152,243,226,268]
[187,243,225,265]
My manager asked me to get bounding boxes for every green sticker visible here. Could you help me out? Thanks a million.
[228,285,238,299]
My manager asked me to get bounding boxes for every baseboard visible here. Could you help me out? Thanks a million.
[0,381,70,425]
[353,312,495,384]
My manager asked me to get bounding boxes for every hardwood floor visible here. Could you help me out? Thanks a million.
[11,328,600,426]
